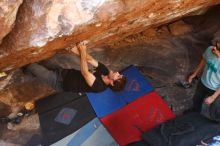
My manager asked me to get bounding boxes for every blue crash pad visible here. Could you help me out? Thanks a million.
[52,118,118,146]
[86,65,153,118]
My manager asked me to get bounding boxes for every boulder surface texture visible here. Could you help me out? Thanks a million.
[0,0,220,71]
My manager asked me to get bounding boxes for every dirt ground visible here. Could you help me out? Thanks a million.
[1,5,220,146]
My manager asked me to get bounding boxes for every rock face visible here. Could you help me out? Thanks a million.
[168,20,193,36]
[0,102,11,117]
[0,0,220,71]
[0,0,23,44]
[0,72,54,111]
[213,30,220,44]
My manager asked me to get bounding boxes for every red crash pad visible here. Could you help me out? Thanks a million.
[101,91,175,146]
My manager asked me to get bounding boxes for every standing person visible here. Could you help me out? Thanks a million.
[26,42,127,93]
[188,40,220,112]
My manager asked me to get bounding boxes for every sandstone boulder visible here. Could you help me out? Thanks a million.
[212,29,220,45]
[0,0,23,44]
[0,0,220,71]
[168,20,193,36]
[0,102,11,117]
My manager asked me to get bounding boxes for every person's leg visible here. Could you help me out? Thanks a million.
[26,63,62,92]
[210,96,220,121]
[192,80,213,112]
